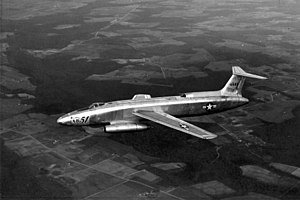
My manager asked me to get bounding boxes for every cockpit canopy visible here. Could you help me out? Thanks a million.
[74,102,105,112]
[89,102,105,109]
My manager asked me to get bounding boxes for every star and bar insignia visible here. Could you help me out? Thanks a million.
[179,123,189,130]
[202,103,217,111]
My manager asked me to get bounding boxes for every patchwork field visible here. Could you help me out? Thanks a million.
[1,0,300,199]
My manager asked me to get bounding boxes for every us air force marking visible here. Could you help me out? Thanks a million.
[202,103,217,111]
[179,123,189,130]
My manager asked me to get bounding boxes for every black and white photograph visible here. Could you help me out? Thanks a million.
[1,0,300,199]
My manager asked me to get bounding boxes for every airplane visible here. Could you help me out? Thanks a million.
[57,66,267,140]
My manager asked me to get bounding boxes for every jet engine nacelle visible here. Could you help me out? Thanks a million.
[104,123,149,133]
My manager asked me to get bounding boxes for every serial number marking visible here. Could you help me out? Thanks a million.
[71,116,89,124]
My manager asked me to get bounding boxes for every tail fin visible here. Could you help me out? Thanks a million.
[221,66,267,96]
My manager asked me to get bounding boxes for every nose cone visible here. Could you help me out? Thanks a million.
[57,117,63,124]
[57,115,71,125]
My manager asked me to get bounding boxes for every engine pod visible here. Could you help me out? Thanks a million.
[104,123,149,132]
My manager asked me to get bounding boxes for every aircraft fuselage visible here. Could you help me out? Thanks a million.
[57,91,248,127]
[57,66,266,138]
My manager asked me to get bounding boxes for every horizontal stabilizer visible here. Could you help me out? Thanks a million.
[233,66,267,80]
[221,66,267,96]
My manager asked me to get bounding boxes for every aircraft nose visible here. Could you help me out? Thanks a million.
[57,117,64,125]
[57,115,70,125]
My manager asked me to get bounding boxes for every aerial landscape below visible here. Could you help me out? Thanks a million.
[1,0,300,199]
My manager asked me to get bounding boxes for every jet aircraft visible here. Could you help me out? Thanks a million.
[57,66,267,140]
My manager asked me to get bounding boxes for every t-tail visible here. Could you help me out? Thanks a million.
[221,66,267,97]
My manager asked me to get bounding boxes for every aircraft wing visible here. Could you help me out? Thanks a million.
[133,110,217,140]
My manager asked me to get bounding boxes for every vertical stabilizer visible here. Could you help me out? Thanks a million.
[221,66,267,96]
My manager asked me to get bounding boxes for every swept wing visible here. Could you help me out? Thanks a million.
[133,110,217,140]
